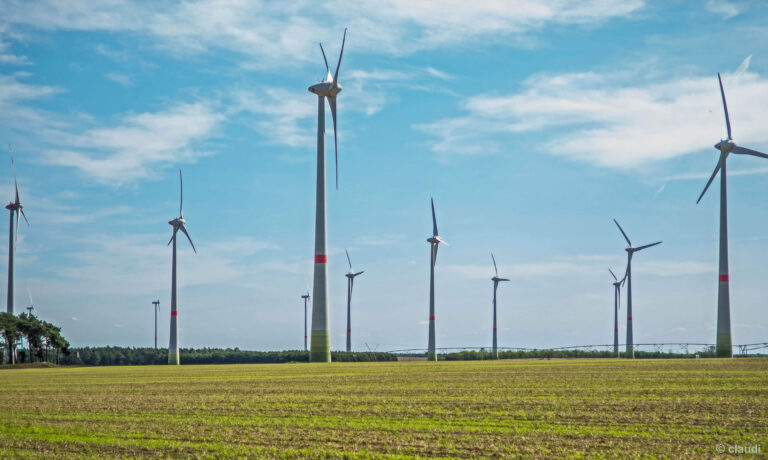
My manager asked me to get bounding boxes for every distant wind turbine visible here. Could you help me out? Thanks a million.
[613,219,661,359]
[5,147,29,316]
[301,291,310,352]
[344,249,364,352]
[307,29,347,362]
[608,269,625,358]
[427,198,448,361]
[152,300,160,350]
[26,286,34,317]
[490,253,509,360]
[696,73,768,358]
[167,170,196,365]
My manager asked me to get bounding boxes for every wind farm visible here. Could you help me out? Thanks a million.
[1,3,767,458]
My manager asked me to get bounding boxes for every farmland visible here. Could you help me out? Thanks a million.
[0,359,766,458]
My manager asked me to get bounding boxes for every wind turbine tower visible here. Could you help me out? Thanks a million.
[152,300,160,350]
[696,73,768,358]
[301,292,310,352]
[490,253,509,359]
[167,170,196,365]
[344,249,364,352]
[307,29,346,362]
[609,269,624,358]
[427,198,448,361]
[613,219,661,359]
[5,148,28,316]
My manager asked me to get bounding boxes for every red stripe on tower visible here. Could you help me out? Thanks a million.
[314,254,327,264]
[628,316,632,321]
[347,329,351,333]
[614,328,618,332]
[493,328,497,331]
[719,274,729,282]
[429,316,435,321]
[171,311,178,316]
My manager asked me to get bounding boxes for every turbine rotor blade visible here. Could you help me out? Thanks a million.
[20,209,29,226]
[179,169,183,217]
[431,198,438,236]
[432,243,439,265]
[167,231,175,247]
[491,253,498,276]
[354,270,364,277]
[498,278,510,282]
[332,28,347,89]
[14,209,19,243]
[179,224,196,253]
[613,219,631,246]
[634,241,662,251]
[327,95,338,190]
[345,248,352,271]
[732,145,768,159]
[319,42,330,74]
[697,157,723,204]
[718,73,732,140]
[609,268,617,281]
[10,153,20,205]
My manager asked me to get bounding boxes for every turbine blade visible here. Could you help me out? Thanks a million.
[332,28,347,89]
[609,268,617,281]
[439,239,450,247]
[27,286,33,306]
[718,73,732,140]
[319,42,330,74]
[498,278,510,282]
[179,169,183,217]
[345,248,352,271]
[432,243,439,265]
[732,145,768,159]
[431,198,438,236]
[20,209,29,226]
[354,270,364,277]
[179,224,197,254]
[327,95,338,190]
[10,152,20,205]
[14,209,19,243]
[634,241,662,251]
[491,253,498,276]
[167,232,174,247]
[696,157,722,204]
[613,219,631,246]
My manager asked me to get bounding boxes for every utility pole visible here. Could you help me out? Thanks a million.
[152,300,160,350]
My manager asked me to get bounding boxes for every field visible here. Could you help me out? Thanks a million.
[0,359,766,458]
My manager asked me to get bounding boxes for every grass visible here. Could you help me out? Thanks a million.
[0,358,766,458]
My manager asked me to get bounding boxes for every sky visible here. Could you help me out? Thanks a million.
[1,0,767,352]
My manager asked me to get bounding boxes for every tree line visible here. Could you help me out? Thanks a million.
[0,312,70,365]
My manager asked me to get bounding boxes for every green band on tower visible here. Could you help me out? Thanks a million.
[716,333,732,358]
[310,330,331,363]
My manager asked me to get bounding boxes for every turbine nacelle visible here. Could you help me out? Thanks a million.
[168,217,186,227]
[492,276,509,283]
[715,139,734,153]
[427,236,447,245]
[308,81,342,97]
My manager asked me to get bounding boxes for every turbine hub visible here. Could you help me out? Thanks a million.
[5,203,16,211]
[308,81,341,97]
[427,236,440,244]
[169,217,186,226]
[715,139,734,153]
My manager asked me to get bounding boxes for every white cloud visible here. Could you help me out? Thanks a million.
[105,72,133,86]
[418,56,768,168]
[705,0,739,20]
[0,0,645,66]
[42,102,224,185]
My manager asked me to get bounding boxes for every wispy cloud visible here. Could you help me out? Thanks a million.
[105,72,133,87]
[705,0,739,20]
[418,56,768,167]
[42,102,224,185]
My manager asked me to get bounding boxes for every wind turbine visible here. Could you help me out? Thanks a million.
[427,198,448,361]
[613,219,661,359]
[5,147,29,316]
[26,286,34,317]
[301,291,310,352]
[152,300,160,350]
[167,170,196,365]
[490,253,509,360]
[696,73,768,358]
[344,249,364,353]
[307,29,346,362]
[609,269,625,358]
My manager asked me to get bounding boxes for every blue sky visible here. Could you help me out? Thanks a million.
[1,1,767,351]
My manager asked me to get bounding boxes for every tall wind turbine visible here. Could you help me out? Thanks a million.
[609,269,625,358]
[696,73,768,358]
[344,249,364,353]
[613,219,661,359]
[167,170,196,365]
[5,148,29,316]
[490,253,509,359]
[301,291,310,352]
[307,29,346,362]
[427,198,448,361]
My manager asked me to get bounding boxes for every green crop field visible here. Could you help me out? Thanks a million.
[0,359,766,458]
